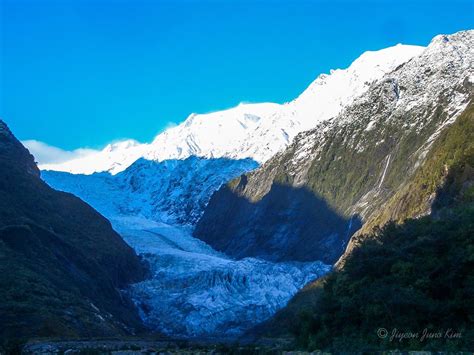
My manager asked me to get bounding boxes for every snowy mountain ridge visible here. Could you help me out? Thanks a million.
[38,43,424,175]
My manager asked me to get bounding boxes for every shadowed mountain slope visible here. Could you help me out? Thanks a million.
[195,182,361,264]
[0,121,147,348]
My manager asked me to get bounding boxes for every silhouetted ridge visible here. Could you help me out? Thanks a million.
[0,120,147,348]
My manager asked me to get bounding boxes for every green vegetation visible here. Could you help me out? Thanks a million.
[274,94,453,219]
[275,103,474,351]
[364,102,474,232]
[293,204,474,351]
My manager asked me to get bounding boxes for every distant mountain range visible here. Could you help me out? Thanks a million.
[41,41,425,230]
[35,43,423,175]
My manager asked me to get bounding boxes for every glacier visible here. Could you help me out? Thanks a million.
[113,217,330,338]
[42,156,258,226]
[42,158,330,338]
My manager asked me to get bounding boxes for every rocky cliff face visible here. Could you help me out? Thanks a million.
[0,121,147,345]
[194,181,360,264]
[194,30,474,263]
[338,98,474,267]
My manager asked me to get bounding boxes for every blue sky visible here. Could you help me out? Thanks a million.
[1,0,473,150]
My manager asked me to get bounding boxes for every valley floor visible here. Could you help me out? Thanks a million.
[21,339,287,354]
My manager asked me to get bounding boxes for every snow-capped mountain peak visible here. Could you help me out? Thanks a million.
[104,139,141,152]
[38,43,424,175]
[289,43,424,130]
[145,102,280,161]
[40,140,149,175]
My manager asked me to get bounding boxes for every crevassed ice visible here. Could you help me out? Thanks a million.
[114,216,331,338]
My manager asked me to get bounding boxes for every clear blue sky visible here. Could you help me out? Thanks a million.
[1,0,473,150]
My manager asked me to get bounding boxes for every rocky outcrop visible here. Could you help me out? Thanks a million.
[195,181,360,264]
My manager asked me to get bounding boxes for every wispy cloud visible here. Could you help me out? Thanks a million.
[21,140,98,165]
[164,121,178,130]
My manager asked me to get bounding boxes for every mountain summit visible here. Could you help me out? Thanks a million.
[38,43,423,175]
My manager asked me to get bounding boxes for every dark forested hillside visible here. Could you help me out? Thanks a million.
[289,205,474,351]
[0,121,147,350]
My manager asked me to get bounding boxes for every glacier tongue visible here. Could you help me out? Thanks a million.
[113,217,330,338]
